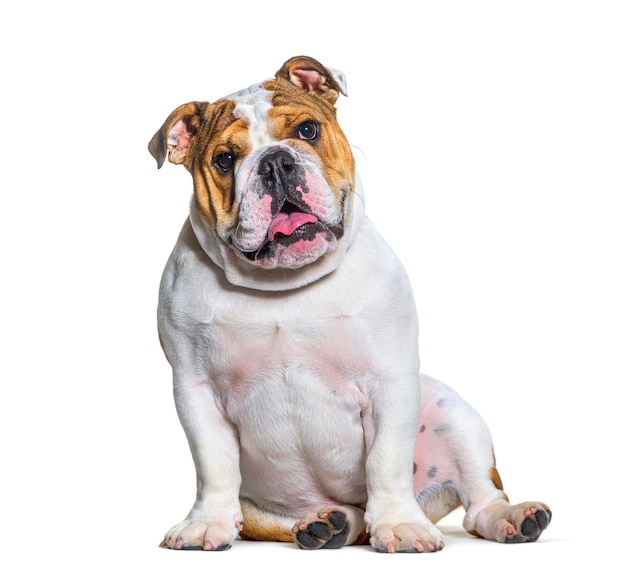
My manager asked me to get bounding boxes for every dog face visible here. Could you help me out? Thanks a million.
[149,57,356,270]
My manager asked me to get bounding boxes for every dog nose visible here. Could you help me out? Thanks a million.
[258,150,301,214]
[258,150,296,181]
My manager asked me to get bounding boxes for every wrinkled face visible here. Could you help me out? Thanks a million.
[174,78,355,269]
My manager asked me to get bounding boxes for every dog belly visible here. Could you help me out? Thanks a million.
[225,366,368,515]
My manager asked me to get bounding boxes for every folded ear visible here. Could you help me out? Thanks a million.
[275,56,348,104]
[148,101,208,169]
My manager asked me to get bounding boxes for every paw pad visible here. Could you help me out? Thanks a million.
[294,509,350,550]
[505,507,552,543]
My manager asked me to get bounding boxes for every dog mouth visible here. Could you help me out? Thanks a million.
[239,202,343,263]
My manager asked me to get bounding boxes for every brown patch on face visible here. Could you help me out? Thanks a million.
[184,100,254,233]
[263,78,356,199]
[149,99,251,232]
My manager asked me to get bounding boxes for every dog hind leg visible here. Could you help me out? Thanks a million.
[415,375,551,543]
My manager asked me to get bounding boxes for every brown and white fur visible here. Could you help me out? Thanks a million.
[148,56,551,553]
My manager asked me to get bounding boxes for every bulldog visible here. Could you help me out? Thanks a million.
[148,56,551,553]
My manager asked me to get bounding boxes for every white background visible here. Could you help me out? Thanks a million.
[1,1,623,585]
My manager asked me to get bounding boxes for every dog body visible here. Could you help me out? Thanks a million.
[149,57,551,552]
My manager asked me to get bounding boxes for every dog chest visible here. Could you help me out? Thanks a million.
[207,296,377,400]
[158,217,421,402]
[200,300,373,509]
[230,361,369,510]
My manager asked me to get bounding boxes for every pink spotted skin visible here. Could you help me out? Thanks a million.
[413,377,467,496]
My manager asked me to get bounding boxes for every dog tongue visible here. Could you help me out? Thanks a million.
[268,212,318,241]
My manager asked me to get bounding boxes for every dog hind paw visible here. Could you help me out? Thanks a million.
[501,502,552,543]
[293,508,351,549]
[465,499,552,544]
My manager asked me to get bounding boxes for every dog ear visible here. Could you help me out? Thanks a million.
[275,56,348,104]
[148,102,207,169]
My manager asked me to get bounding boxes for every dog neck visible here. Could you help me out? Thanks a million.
[189,175,365,292]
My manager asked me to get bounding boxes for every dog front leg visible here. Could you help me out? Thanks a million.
[363,374,444,553]
[160,377,243,551]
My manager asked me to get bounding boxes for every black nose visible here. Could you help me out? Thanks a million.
[258,150,296,183]
[258,150,306,215]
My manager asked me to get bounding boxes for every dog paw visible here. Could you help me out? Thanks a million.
[369,521,445,553]
[160,517,242,551]
[292,507,354,549]
[498,502,552,543]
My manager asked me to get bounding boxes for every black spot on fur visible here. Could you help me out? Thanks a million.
[433,424,450,436]
[427,466,437,479]
[420,425,426,433]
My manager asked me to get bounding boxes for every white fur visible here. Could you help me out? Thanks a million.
[158,206,437,547]
[155,64,550,551]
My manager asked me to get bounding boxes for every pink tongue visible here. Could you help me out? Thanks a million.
[268,212,318,241]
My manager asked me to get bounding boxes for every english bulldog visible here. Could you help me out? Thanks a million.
[148,56,551,553]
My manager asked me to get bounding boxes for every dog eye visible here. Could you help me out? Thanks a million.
[297,121,319,141]
[214,151,235,173]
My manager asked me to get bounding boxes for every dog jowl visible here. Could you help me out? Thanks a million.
[148,56,551,552]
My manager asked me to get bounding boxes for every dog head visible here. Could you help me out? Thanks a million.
[149,56,364,291]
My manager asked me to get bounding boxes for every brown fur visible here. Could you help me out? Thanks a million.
[238,524,294,543]
[149,73,356,246]
[490,463,510,501]
[238,501,294,543]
